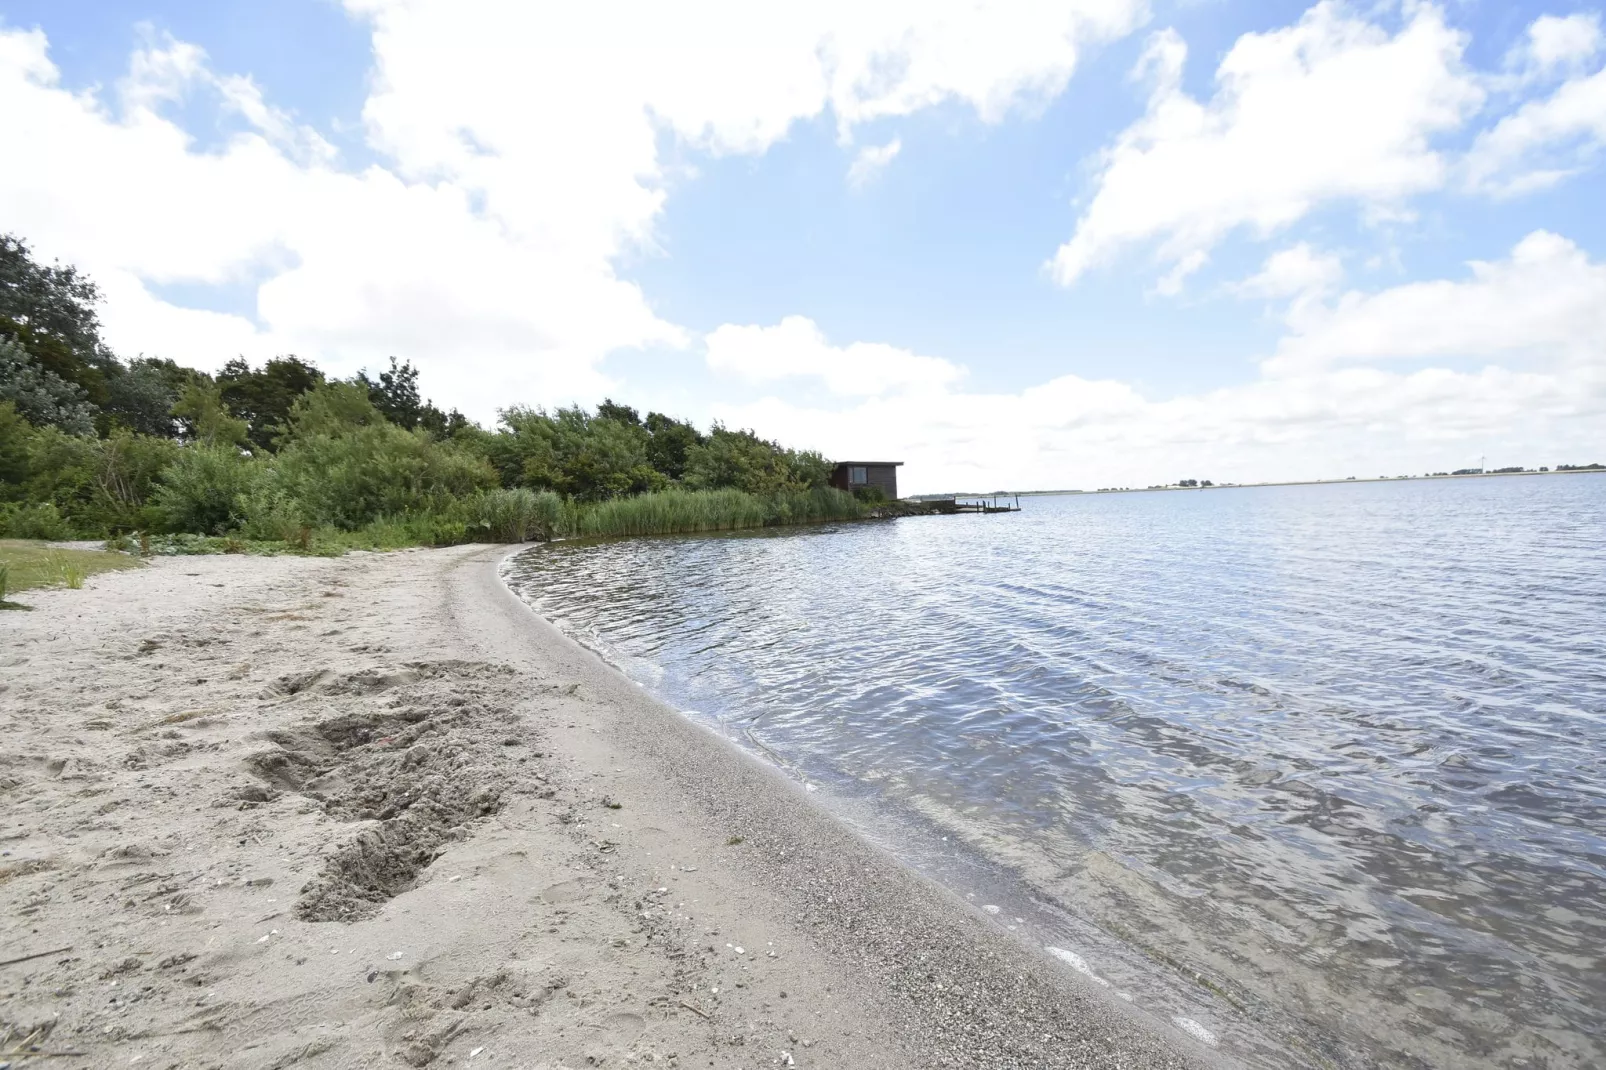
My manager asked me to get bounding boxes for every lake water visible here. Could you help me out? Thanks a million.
[504,475,1606,1068]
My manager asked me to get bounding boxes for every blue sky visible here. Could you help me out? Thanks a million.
[2,0,1604,491]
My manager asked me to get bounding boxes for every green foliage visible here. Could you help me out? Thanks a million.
[102,357,187,437]
[172,379,250,449]
[275,390,497,529]
[0,501,73,540]
[0,233,111,402]
[496,405,665,501]
[355,356,464,437]
[0,335,97,435]
[91,430,181,531]
[285,381,387,437]
[683,425,831,496]
[465,487,564,543]
[153,446,263,535]
[644,411,704,481]
[218,355,324,451]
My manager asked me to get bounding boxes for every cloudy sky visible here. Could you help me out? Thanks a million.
[3,0,1604,492]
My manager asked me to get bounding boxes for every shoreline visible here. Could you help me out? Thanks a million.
[0,545,1209,1068]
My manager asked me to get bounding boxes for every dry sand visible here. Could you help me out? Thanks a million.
[1,544,1213,1069]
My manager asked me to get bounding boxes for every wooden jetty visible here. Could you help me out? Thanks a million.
[928,493,1022,514]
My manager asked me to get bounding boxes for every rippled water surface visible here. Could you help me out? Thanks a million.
[505,476,1606,1068]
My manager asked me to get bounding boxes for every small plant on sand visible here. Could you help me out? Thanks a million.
[57,556,86,589]
[725,835,745,846]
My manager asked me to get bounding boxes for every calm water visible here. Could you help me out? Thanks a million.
[505,475,1606,1068]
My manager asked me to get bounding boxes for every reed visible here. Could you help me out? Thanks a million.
[466,488,564,542]
[567,486,863,538]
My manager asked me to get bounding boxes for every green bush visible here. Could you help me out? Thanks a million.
[275,392,496,529]
[152,446,263,535]
[0,501,73,540]
[235,483,309,543]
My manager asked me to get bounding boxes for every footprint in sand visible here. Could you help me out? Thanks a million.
[539,879,587,905]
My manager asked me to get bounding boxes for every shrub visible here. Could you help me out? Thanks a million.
[0,501,73,540]
[152,446,263,535]
[275,419,496,529]
[235,483,309,543]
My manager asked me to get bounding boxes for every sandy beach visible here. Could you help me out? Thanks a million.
[1,545,1208,1069]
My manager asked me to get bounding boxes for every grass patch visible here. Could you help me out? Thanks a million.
[0,540,143,604]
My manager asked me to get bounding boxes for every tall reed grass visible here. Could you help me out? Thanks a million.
[567,486,862,538]
[466,488,564,542]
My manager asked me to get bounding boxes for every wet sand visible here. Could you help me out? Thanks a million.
[0,544,1211,1068]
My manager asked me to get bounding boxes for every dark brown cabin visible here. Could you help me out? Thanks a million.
[829,461,902,500]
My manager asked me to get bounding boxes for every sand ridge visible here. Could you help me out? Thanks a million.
[0,545,1209,1069]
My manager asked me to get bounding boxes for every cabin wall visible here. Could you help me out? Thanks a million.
[865,466,899,499]
[829,464,900,499]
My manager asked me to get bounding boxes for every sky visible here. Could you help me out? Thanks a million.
[2,0,1604,493]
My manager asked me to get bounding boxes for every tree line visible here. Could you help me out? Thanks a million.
[0,233,856,546]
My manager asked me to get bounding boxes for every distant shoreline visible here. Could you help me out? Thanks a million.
[917,465,1606,501]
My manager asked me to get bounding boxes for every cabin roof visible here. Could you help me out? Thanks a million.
[832,460,903,467]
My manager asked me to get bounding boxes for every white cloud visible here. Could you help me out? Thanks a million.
[1154,249,1208,296]
[848,138,902,186]
[722,232,1606,492]
[1265,231,1606,375]
[1051,2,1482,288]
[705,316,963,397]
[1465,63,1606,195]
[1,1,1146,416]
[1238,243,1344,301]
[1511,13,1603,78]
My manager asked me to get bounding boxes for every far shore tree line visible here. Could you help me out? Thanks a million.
[0,233,864,549]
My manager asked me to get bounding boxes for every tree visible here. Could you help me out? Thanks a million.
[644,411,704,481]
[596,398,641,426]
[0,233,115,405]
[284,382,387,438]
[218,355,326,451]
[0,335,97,435]
[683,425,829,496]
[494,405,663,501]
[171,379,249,449]
[102,357,189,437]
